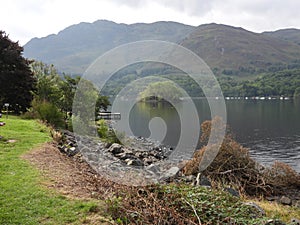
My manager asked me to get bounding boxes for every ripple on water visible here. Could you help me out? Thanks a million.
[243,135,300,172]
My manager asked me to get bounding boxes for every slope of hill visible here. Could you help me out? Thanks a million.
[24,20,300,77]
[24,20,194,74]
[180,23,300,76]
[263,28,300,46]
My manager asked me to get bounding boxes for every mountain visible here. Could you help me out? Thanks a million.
[180,23,300,76]
[263,28,300,46]
[24,20,194,74]
[24,20,300,77]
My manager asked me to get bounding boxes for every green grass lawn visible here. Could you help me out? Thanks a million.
[0,116,105,225]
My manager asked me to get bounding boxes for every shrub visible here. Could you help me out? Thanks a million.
[110,184,268,225]
[21,109,38,119]
[32,98,64,127]
[183,118,300,196]
[264,161,300,189]
[97,119,108,138]
[97,120,125,144]
[183,117,269,196]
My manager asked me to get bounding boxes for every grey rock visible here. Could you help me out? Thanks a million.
[292,200,300,208]
[108,143,123,154]
[105,142,112,148]
[266,196,279,201]
[125,159,143,166]
[279,196,292,205]
[265,219,286,225]
[86,153,99,162]
[244,202,265,218]
[199,176,211,187]
[160,166,180,180]
[290,218,300,225]
[146,164,160,174]
[131,159,144,166]
[68,146,79,156]
[115,152,131,160]
[225,187,240,197]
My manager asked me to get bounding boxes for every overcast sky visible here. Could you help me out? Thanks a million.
[1,0,300,45]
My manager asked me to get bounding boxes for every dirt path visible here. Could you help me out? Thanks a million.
[22,142,124,224]
[22,142,119,200]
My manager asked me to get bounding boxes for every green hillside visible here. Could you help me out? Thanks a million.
[24,20,194,75]
[180,23,300,76]
[23,20,300,97]
[24,21,300,77]
[263,28,300,46]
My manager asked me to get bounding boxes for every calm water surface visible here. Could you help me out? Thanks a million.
[117,99,300,172]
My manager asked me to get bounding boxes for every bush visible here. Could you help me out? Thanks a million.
[264,161,300,189]
[183,118,300,196]
[31,99,64,127]
[97,119,108,138]
[97,120,125,144]
[109,184,268,225]
[21,109,38,119]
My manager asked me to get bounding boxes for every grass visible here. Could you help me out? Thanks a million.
[114,184,272,224]
[1,116,299,224]
[250,199,300,223]
[0,116,109,225]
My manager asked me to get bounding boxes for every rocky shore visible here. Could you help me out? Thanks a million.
[54,130,300,225]
[58,130,300,210]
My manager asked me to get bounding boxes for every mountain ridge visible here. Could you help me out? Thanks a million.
[24,20,194,74]
[24,20,300,76]
[180,23,300,76]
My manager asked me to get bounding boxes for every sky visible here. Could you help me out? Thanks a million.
[1,0,300,46]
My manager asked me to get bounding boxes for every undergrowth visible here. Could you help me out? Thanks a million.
[183,117,300,196]
[108,184,269,225]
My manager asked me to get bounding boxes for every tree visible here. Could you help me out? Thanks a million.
[0,31,35,113]
[294,87,300,99]
[30,61,110,128]
[138,81,184,102]
[58,74,80,118]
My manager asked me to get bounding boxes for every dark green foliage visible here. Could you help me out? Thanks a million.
[0,31,35,113]
[97,119,108,138]
[101,67,300,98]
[97,119,124,144]
[96,94,110,112]
[32,98,64,127]
[30,61,110,128]
[138,80,184,102]
[219,69,300,97]
[293,87,300,99]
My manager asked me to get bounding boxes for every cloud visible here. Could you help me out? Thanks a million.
[110,0,213,16]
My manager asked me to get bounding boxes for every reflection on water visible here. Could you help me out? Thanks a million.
[129,101,181,147]
[228,99,300,172]
[122,99,300,172]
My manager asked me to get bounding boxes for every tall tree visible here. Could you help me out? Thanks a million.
[0,31,35,113]
[31,61,61,104]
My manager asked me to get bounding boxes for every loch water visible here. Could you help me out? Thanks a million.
[115,98,300,172]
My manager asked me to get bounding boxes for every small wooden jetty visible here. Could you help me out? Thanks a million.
[98,112,121,120]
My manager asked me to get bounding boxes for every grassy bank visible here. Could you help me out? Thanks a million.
[0,116,107,225]
[1,116,299,224]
